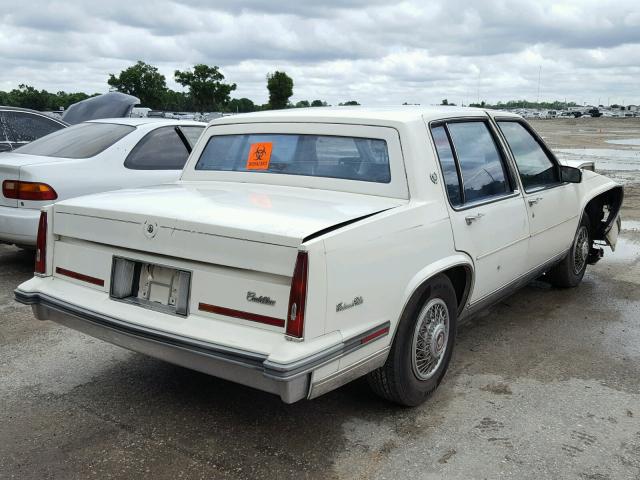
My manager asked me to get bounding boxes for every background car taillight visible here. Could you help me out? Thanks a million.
[35,212,48,274]
[286,251,308,339]
[2,180,57,201]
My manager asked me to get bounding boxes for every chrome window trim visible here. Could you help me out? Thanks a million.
[428,116,521,211]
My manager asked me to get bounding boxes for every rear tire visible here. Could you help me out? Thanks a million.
[367,274,457,406]
[546,213,591,288]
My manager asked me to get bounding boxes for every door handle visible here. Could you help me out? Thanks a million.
[528,197,543,206]
[465,213,484,225]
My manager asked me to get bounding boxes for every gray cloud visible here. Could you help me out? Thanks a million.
[0,0,639,106]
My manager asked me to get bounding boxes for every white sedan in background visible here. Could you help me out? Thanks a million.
[0,118,205,247]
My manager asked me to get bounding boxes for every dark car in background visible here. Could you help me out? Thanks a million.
[0,106,67,152]
[0,92,140,152]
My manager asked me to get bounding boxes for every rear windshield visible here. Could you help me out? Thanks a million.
[195,134,391,183]
[15,122,135,159]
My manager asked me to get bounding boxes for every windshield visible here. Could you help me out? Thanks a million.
[15,122,135,158]
[195,134,391,183]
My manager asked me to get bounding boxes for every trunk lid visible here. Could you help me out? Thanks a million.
[51,182,404,332]
[54,181,405,251]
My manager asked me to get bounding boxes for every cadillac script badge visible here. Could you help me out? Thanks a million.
[336,296,364,312]
[246,291,276,306]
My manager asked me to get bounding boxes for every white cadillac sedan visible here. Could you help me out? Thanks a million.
[0,118,205,247]
[16,107,623,406]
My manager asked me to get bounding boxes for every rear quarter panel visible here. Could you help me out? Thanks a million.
[315,201,463,366]
[17,125,183,209]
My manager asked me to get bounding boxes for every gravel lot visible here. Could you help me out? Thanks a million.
[1,119,639,479]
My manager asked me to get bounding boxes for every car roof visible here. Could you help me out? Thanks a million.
[0,105,68,123]
[210,106,522,126]
[0,105,50,114]
[87,117,206,127]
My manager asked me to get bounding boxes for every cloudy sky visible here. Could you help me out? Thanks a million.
[1,0,640,106]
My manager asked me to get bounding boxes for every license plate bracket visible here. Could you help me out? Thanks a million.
[110,257,191,316]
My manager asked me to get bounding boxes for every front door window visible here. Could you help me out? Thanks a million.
[497,121,560,191]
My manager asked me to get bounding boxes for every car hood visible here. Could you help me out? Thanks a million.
[62,92,139,125]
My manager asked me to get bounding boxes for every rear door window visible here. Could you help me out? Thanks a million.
[447,122,511,203]
[431,126,462,206]
[2,111,64,144]
[431,120,513,207]
[125,126,199,170]
[0,112,10,150]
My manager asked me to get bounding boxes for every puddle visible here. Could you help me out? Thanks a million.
[606,236,640,265]
[605,138,640,146]
[622,220,640,232]
[555,148,640,171]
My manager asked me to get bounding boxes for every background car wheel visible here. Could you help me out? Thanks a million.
[367,274,457,406]
[546,213,591,288]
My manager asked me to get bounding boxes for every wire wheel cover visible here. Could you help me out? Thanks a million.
[573,225,589,275]
[411,298,450,380]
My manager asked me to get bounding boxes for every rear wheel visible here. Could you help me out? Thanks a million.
[546,214,591,288]
[368,274,457,406]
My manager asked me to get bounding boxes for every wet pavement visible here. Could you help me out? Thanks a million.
[2,227,639,479]
[2,119,640,479]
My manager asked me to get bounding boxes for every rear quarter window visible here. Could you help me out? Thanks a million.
[125,126,203,170]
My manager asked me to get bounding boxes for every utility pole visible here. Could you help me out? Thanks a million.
[536,65,541,104]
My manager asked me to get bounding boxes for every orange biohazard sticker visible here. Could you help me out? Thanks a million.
[247,142,273,170]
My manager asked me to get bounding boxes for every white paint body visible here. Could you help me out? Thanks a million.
[16,107,622,403]
[0,118,204,246]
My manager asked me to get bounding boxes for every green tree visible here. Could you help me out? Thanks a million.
[266,71,293,109]
[338,100,360,106]
[174,64,236,113]
[311,99,328,107]
[108,61,167,109]
[227,97,256,113]
[295,100,310,108]
[8,85,50,110]
[161,90,193,111]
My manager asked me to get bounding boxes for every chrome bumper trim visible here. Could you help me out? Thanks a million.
[14,289,391,402]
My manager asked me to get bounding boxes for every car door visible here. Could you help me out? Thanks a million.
[495,119,581,270]
[430,118,529,305]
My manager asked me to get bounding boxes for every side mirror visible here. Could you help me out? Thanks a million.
[560,165,582,183]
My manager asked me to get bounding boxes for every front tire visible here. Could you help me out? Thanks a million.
[367,274,457,406]
[546,213,591,288]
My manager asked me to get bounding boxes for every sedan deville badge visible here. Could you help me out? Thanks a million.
[246,291,276,306]
[336,296,364,312]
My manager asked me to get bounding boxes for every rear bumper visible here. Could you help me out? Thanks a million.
[14,288,391,403]
[14,289,310,403]
[0,206,39,246]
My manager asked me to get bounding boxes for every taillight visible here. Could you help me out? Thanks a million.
[286,251,308,339]
[2,180,57,201]
[35,212,47,274]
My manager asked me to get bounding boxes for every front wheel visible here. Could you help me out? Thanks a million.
[367,274,457,406]
[546,213,591,288]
